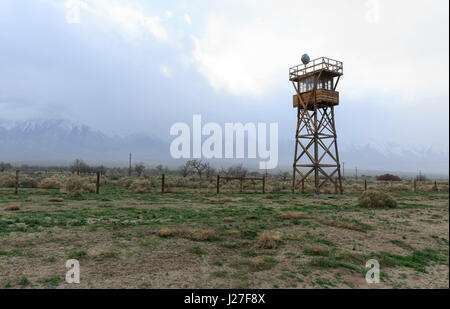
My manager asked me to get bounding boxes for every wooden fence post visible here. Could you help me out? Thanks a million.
[96,171,100,194]
[216,175,220,194]
[301,180,305,193]
[413,179,417,192]
[161,174,165,193]
[434,180,438,192]
[364,179,367,191]
[239,177,243,193]
[14,170,19,195]
[262,176,266,194]
[334,179,338,194]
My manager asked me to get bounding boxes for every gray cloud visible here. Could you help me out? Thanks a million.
[0,0,448,172]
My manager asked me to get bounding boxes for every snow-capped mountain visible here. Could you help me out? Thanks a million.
[276,139,449,176]
[0,119,168,163]
[0,119,448,176]
[337,143,449,176]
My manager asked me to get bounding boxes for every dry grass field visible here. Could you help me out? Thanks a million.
[0,176,448,289]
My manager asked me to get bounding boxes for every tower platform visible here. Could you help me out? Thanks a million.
[289,57,343,82]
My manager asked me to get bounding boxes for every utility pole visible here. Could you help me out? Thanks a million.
[128,153,132,177]
[355,166,358,180]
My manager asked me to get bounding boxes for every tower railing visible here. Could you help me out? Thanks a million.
[289,57,343,80]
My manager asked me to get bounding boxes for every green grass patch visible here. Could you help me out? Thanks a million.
[68,248,87,260]
[189,246,207,255]
[42,275,62,288]
[19,276,31,287]
[373,248,447,273]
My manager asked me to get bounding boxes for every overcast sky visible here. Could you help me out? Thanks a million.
[0,0,449,156]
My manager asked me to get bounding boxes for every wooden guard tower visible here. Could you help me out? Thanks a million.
[290,56,344,195]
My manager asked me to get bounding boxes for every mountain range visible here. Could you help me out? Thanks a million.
[0,119,448,178]
[0,119,166,164]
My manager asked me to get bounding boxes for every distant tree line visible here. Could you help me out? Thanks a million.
[5,160,428,182]
[0,159,313,180]
[0,159,273,179]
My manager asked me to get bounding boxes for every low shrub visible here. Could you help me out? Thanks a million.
[130,179,154,193]
[119,177,134,188]
[179,228,218,241]
[257,231,281,249]
[190,229,218,241]
[358,190,397,208]
[0,173,16,188]
[19,175,39,188]
[60,176,96,194]
[227,229,241,237]
[304,246,330,257]
[158,228,173,238]
[248,257,278,271]
[38,176,62,189]
[165,186,179,193]
[48,197,64,202]
[388,183,410,192]
[345,183,363,193]
[0,173,38,188]
[5,204,20,211]
[279,211,309,220]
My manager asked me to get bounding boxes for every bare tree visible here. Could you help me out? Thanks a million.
[154,164,169,175]
[180,162,192,177]
[221,164,248,178]
[186,159,208,179]
[204,163,216,180]
[135,162,145,177]
[93,165,106,176]
[70,159,91,175]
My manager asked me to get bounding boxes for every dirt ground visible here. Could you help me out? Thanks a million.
[0,185,448,289]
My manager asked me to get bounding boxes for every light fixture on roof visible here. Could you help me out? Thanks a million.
[301,54,310,65]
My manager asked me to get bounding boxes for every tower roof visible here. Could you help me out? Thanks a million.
[289,56,343,81]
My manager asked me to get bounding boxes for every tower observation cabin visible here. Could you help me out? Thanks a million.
[290,57,343,110]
